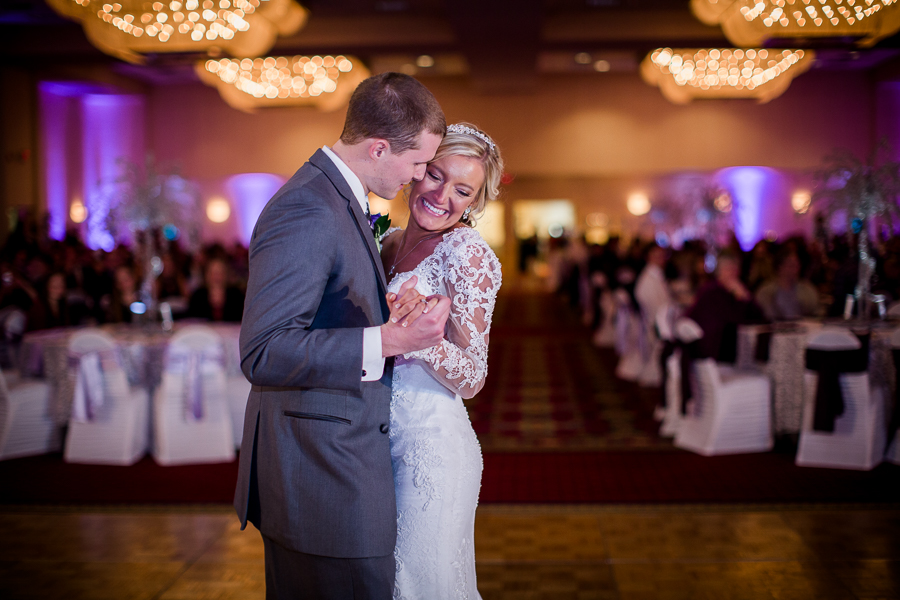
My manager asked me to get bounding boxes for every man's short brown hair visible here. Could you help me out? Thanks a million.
[340,72,446,154]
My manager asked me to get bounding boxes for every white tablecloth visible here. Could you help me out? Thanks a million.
[737,320,897,434]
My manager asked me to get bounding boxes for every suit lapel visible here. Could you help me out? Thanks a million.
[309,150,389,295]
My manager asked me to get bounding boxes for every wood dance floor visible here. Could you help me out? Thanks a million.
[1,503,899,599]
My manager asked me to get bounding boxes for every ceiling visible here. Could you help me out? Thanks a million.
[1,0,898,93]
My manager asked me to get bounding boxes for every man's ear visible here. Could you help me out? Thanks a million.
[368,139,391,160]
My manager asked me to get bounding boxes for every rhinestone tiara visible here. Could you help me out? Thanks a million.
[446,123,495,151]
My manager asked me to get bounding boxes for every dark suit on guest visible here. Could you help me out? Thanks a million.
[234,150,395,598]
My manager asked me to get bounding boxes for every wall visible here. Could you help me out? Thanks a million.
[148,69,874,180]
[1,68,39,244]
[144,67,873,266]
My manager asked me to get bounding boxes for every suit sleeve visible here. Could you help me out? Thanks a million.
[239,187,365,392]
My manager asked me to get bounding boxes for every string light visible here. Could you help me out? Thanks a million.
[196,54,369,111]
[206,198,231,223]
[627,193,651,216]
[70,199,87,224]
[691,0,900,47]
[641,47,814,103]
[792,191,812,214]
[46,0,306,63]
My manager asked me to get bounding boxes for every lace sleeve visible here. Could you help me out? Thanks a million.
[403,228,502,399]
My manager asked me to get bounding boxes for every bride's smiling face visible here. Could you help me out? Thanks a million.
[408,154,484,232]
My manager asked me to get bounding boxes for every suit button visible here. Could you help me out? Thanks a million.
[362,369,367,377]
[379,424,389,434]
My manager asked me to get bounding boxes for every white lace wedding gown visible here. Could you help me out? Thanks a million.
[386,226,502,600]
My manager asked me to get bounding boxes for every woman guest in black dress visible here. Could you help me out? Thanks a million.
[26,272,73,331]
[186,258,244,322]
[686,251,766,362]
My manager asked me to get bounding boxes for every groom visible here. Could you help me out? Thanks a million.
[234,72,450,599]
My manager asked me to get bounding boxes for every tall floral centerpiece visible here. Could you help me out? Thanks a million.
[97,154,201,321]
[647,177,734,261]
[813,142,900,320]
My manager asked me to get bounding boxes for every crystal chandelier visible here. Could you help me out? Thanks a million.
[691,0,900,47]
[641,47,815,103]
[195,54,370,111]
[46,0,307,63]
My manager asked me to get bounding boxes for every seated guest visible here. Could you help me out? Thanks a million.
[635,244,672,386]
[156,252,188,301]
[635,244,670,326]
[755,251,819,321]
[104,264,140,323]
[186,258,244,322]
[744,240,775,292]
[26,272,73,331]
[686,251,766,362]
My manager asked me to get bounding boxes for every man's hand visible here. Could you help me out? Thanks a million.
[381,280,451,358]
[385,275,438,328]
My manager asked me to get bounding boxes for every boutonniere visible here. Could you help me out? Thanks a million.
[369,212,391,252]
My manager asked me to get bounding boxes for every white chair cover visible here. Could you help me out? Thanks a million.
[886,328,900,465]
[227,374,251,448]
[636,304,666,388]
[0,367,60,460]
[64,329,149,465]
[656,304,684,436]
[887,302,900,319]
[614,289,644,381]
[674,318,773,455]
[796,328,886,470]
[153,325,235,465]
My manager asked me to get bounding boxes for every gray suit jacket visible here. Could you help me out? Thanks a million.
[234,149,396,558]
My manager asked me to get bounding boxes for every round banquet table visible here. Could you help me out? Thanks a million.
[18,321,243,426]
[736,320,897,435]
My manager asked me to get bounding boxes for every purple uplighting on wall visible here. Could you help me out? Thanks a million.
[717,166,785,250]
[39,82,145,248]
[225,173,286,246]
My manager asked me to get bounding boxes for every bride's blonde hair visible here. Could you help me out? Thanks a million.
[433,123,503,226]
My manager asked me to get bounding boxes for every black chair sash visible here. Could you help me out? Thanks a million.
[805,343,868,433]
[678,339,702,415]
[718,322,738,364]
[754,331,772,363]
[659,339,676,409]
[889,349,900,448]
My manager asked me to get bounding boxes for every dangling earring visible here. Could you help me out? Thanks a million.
[461,206,472,222]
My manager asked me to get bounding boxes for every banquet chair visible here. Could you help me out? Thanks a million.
[796,328,886,470]
[227,374,251,448]
[0,307,26,369]
[614,289,645,381]
[64,329,150,465]
[591,274,617,348]
[887,329,900,465]
[0,367,60,460]
[674,318,773,456]
[637,306,665,388]
[887,301,900,319]
[656,305,684,437]
[153,325,235,465]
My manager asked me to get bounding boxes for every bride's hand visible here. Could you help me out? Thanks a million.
[386,275,433,327]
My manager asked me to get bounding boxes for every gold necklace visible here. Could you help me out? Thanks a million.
[388,229,445,278]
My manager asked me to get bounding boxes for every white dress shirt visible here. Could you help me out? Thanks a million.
[635,263,670,332]
[321,145,385,382]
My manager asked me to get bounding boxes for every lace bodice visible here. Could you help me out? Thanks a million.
[387,227,502,399]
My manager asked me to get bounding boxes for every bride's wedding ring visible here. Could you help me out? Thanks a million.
[420,297,428,304]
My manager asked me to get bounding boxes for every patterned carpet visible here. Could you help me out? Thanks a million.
[468,285,672,452]
[3,283,900,505]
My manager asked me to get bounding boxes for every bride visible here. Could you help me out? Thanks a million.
[380,123,503,599]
